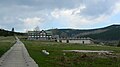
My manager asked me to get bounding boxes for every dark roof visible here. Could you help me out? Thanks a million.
[59,37,92,40]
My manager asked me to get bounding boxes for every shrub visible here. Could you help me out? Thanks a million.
[117,41,120,47]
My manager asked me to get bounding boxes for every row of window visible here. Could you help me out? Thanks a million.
[28,36,51,38]
[29,33,46,35]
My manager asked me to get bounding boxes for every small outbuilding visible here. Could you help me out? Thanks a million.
[58,38,93,44]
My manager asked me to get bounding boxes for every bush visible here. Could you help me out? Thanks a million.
[117,41,120,47]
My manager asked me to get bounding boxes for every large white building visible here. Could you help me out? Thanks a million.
[27,30,52,40]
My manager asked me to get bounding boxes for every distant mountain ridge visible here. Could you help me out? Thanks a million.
[51,24,120,41]
[1,25,119,41]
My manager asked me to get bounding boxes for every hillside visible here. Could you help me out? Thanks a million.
[51,24,120,41]
[0,29,24,36]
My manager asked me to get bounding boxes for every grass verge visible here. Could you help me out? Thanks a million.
[23,40,120,67]
[0,36,15,57]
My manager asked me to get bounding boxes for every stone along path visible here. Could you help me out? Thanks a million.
[0,37,38,67]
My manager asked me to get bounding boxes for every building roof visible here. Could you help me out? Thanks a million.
[28,30,52,35]
[59,37,92,40]
[28,31,40,33]
[45,30,52,35]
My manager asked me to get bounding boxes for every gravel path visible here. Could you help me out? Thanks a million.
[0,37,38,67]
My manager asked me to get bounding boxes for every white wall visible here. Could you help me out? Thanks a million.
[69,40,91,44]
[57,40,92,44]
[61,40,67,43]
[57,39,92,44]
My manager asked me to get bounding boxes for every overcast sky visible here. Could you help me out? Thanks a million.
[0,0,120,32]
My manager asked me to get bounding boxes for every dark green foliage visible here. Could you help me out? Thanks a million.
[0,29,25,36]
[83,25,120,41]
[117,41,120,47]
[12,28,14,32]
[50,25,120,41]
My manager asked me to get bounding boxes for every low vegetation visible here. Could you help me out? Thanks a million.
[0,29,25,36]
[22,40,120,67]
[117,41,120,47]
[0,36,15,57]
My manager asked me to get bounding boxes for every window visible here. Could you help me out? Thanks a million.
[43,36,46,37]
[32,36,34,37]
[29,36,31,37]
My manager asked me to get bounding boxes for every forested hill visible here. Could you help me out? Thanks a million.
[51,24,120,41]
[0,29,24,36]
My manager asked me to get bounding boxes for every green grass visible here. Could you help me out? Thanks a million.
[22,40,120,67]
[0,36,15,57]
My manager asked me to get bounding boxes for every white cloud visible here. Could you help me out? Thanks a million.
[0,0,120,31]
[50,0,120,28]
[22,17,43,23]
[114,1,120,14]
[50,5,110,28]
[51,5,86,19]
[19,17,44,30]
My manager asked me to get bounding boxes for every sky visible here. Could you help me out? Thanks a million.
[0,0,120,32]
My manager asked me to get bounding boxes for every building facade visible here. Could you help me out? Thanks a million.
[58,38,93,44]
[27,30,52,40]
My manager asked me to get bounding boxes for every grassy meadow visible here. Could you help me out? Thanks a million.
[0,36,15,57]
[22,40,120,67]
